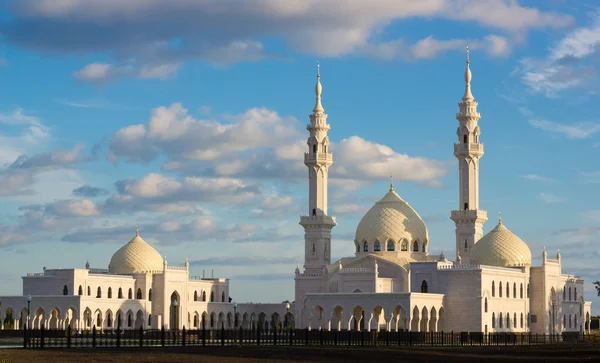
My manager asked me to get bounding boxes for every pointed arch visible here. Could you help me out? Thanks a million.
[108,287,112,299]
[128,288,133,299]
[374,240,381,251]
[87,286,91,296]
[148,288,152,301]
[420,280,428,293]
[386,239,395,251]
[78,285,83,296]
[363,241,368,252]
[136,288,142,299]
[492,281,495,297]
[96,286,102,298]
[63,285,69,295]
[413,240,419,252]
[118,287,123,299]
[194,291,198,301]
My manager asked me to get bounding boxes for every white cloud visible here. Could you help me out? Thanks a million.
[538,192,566,204]
[518,12,600,97]
[75,62,182,83]
[520,174,557,183]
[529,119,600,139]
[6,0,571,71]
[46,199,101,217]
[137,63,181,80]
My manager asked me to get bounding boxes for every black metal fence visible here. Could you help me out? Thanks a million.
[22,324,597,349]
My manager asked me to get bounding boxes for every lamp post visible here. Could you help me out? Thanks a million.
[26,295,31,329]
[233,302,237,329]
[172,299,178,330]
[285,302,290,330]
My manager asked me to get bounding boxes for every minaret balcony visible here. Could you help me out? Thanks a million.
[304,152,333,165]
[454,142,484,156]
[299,215,336,227]
[450,209,487,222]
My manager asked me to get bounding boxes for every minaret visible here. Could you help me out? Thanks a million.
[299,62,336,272]
[450,47,488,264]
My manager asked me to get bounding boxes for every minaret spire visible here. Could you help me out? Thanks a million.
[389,173,394,192]
[313,61,324,114]
[450,48,487,264]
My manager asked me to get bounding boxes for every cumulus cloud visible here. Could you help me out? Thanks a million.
[9,144,88,169]
[46,199,101,217]
[538,192,566,204]
[1,0,571,77]
[74,62,182,83]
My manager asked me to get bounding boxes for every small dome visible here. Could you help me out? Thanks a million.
[108,232,163,274]
[471,220,531,267]
[355,187,428,248]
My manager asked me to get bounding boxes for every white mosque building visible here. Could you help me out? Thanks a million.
[0,51,593,335]
[293,52,593,335]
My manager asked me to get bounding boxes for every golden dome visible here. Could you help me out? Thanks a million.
[108,231,163,274]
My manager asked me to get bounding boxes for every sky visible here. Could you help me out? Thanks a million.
[0,0,599,313]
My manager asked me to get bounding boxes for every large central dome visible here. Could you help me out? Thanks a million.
[108,231,163,274]
[355,186,428,246]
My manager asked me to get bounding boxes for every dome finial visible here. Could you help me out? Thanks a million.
[463,46,474,101]
[135,224,139,236]
[389,173,394,192]
[498,212,502,224]
[313,61,324,114]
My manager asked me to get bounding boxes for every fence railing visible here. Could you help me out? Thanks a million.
[22,324,597,349]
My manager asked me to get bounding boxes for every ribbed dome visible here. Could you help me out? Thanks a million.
[355,187,428,247]
[471,220,531,267]
[108,232,163,274]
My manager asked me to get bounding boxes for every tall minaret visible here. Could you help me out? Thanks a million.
[450,47,487,264]
[299,62,336,273]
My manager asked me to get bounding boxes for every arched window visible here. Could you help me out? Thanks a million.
[492,281,495,297]
[499,282,503,297]
[422,242,426,252]
[96,287,102,298]
[387,240,394,251]
[475,135,478,143]
[463,134,468,143]
[421,280,428,293]
[78,285,83,296]
[128,314,132,328]
[563,314,566,329]
[499,313,503,328]
[194,291,198,301]
[464,239,468,249]
[107,287,112,298]
[569,287,572,301]
[148,314,152,327]
[563,287,566,300]
[514,313,517,328]
[492,313,496,328]
[312,144,317,153]
[413,241,419,252]
[97,313,101,327]
[202,291,206,301]
[118,288,123,299]
[221,291,225,302]
[324,145,327,153]
[513,283,516,299]
[107,314,112,328]
[128,288,133,299]
[148,289,152,301]
[136,288,142,299]
[312,208,316,216]
[574,315,577,328]
[506,312,510,328]
[356,243,360,253]
[527,283,530,298]
[401,240,408,251]
[63,285,68,295]
[484,298,488,312]
[87,286,91,296]
[374,240,381,251]
[506,282,509,298]
[464,202,468,210]
[210,291,214,302]
[363,241,368,252]
[520,313,524,328]
[520,283,523,299]
[574,288,577,300]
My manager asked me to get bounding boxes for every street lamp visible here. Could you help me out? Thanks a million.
[26,294,32,329]
[172,299,178,330]
[285,302,290,329]
[233,302,237,328]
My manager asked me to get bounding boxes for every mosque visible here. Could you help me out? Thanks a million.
[0,51,593,335]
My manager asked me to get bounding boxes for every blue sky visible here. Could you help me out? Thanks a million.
[0,0,599,312]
